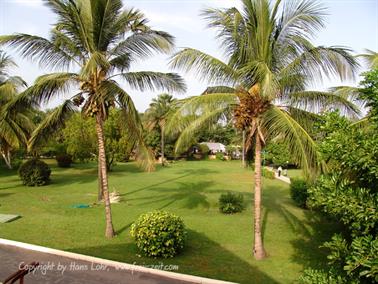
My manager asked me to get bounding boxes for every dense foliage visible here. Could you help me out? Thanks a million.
[290,179,309,208]
[264,141,292,166]
[197,124,238,146]
[302,70,378,283]
[219,192,244,214]
[130,211,187,258]
[18,159,51,186]
[56,154,73,168]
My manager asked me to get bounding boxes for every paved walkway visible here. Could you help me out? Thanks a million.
[0,244,190,284]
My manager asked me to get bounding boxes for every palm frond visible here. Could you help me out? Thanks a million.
[357,49,378,69]
[0,34,79,69]
[262,105,322,178]
[24,72,79,105]
[275,0,326,44]
[120,71,186,93]
[172,107,229,154]
[200,86,236,95]
[281,46,359,84]
[106,81,155,172]
[28,100,76,151]
[109,30,174,61]
[280,90,361,118]
[170,48,239,85]
[45,0,95,53]
[91,0,123,51]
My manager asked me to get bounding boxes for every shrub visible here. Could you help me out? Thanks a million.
[262,168,275,179]
[290,178,309,208]
[56,154,73,168]
[130,211,187,258]
[298,269,347,284]
[219,192,244,214]
[216,152,225,160]
[11,158,23,170]
[198,143,210,155]
[18,159,51,186]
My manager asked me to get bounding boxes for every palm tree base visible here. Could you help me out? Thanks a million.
[253,248,267,260]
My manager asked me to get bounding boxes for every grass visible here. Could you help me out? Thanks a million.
[0,160,339,283]
[287,169,305,179]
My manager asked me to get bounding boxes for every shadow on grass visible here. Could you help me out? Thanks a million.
[262,184,341,271]
[129,181,215,210]
[68,229,279,284]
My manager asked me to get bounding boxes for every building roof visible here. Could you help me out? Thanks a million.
[200,142,226,151]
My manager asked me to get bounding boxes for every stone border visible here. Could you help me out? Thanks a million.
[0,238,237,284]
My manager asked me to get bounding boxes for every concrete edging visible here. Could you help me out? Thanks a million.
[0,238,237,284]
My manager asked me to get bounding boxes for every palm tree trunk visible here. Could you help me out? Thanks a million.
[253,135,266,259]
[97,162,103,201]
[95,113,115,238]
[161,124,165,166]
[242,130,246,167]
[1,149,12,169]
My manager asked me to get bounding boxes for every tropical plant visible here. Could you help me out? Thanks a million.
[0,0,185,238]
[0,51,34,169]
[219,192,245,214]
[167,0,359,259]
[144,93,177,165]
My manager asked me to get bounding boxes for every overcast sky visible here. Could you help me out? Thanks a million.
[0,0,377,111]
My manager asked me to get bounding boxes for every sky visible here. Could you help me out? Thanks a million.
[0,0,377,111]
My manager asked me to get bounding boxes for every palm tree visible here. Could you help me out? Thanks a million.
[144,93,177,165]
[0,0,185,238]
[359,49,378,69]
[168,0,359,259]
[0,51,34,169]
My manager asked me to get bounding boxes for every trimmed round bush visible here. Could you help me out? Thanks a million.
[290,178,309,208]
[18,159,51,186]
[56,154,73,168]
[130,211,186,258]
[219,192,244,214]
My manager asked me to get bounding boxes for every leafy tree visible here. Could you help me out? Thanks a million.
[144,94,177,165]
[304,71,378,283]
[264,141,292,166]
[104,109,135,171]
[0,51,34,169]
[0,0,185,238]
[168,0,358,259]
[63,112,96,162]
[197,123,238,146]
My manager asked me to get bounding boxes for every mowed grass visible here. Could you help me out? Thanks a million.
[0,160,338,283]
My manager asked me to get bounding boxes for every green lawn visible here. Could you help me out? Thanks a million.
[0,160,338,283]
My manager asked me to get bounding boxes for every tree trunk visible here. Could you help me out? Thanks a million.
[97,161,103,201]
[1,149,13,169]
[253,135,266,259]
[242,130,246,167]
[95,114,115,238]
[161,124,165,166]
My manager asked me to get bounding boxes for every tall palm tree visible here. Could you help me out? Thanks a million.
[168,0,359,259]
[144,93,177,165]
[0,0,185,238]
[0,51,34,169]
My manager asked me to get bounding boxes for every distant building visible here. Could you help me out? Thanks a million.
[200,142,226,154]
